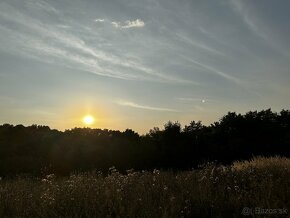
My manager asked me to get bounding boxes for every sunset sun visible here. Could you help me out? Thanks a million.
[83,115,94,125]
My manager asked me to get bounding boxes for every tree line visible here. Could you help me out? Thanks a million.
[0,109,290,176]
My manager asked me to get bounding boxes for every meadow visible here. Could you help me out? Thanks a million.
[0,156,289,217]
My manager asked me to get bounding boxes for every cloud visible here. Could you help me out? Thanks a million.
[229,0,268,41]
[175,32,225,56]
[55,24,71,29]
[229,0,290,59]
[25,0,59,14]
[177,97,219,105]
[0,3,189,84]
[122,19,145,29]
[111,19,145,29]
[111,21,120,28]
[95,19,105,23]
[179,55,242,84]
[117,100,178,112]
[178,97,206,102]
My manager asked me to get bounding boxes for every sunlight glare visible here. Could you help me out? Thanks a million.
[83,115,94,125]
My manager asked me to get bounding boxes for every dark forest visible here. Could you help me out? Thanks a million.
[1,109,290,176]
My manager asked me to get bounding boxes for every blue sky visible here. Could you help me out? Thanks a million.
[0,0,290,133]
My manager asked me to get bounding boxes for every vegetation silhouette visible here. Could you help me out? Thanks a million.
[0,109,289,176]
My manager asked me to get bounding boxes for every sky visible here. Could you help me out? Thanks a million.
[0,0,290,133]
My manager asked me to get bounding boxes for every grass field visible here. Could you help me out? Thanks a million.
[0,156,289,217]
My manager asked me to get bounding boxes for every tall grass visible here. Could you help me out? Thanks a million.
[0,156,289,217]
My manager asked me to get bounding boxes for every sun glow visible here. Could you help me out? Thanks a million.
[83,115,94,125]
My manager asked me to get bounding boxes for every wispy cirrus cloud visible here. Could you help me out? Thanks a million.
[117,100,178,112]
[25,0,59,14]
[178,97,208,103]
[0,2,188,84]
[229,0,290,59]
[175,32,225,56]
[180,55,242,84]
[229,0,268,41]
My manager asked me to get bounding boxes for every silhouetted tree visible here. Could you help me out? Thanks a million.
[0,109,289,176]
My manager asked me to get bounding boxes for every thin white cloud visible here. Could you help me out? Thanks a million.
[111,19,145,29]
[178,97,206,102]
[175,32,225,56]
[95,19,105,23]
[117,100,178,112]
[178,97,219,104]
[229,0,268,41]
[25,0,59,14]
[111,21,120,28]
[0,3,190,84]
[179,55,242,84]
[55,24,71,29]
[230,0,290,59]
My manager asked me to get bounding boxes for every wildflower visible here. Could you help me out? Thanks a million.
[198,176,206,182]
[153,169,160,175]
[41,179,48,183]
[46,174,55,180]
[219,166,227,172]
[210,167,215,176]
[126,169,134,175]
[164,186,168,191]
[109,166,118,173]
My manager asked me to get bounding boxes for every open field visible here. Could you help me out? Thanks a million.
[0,156,289,217]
